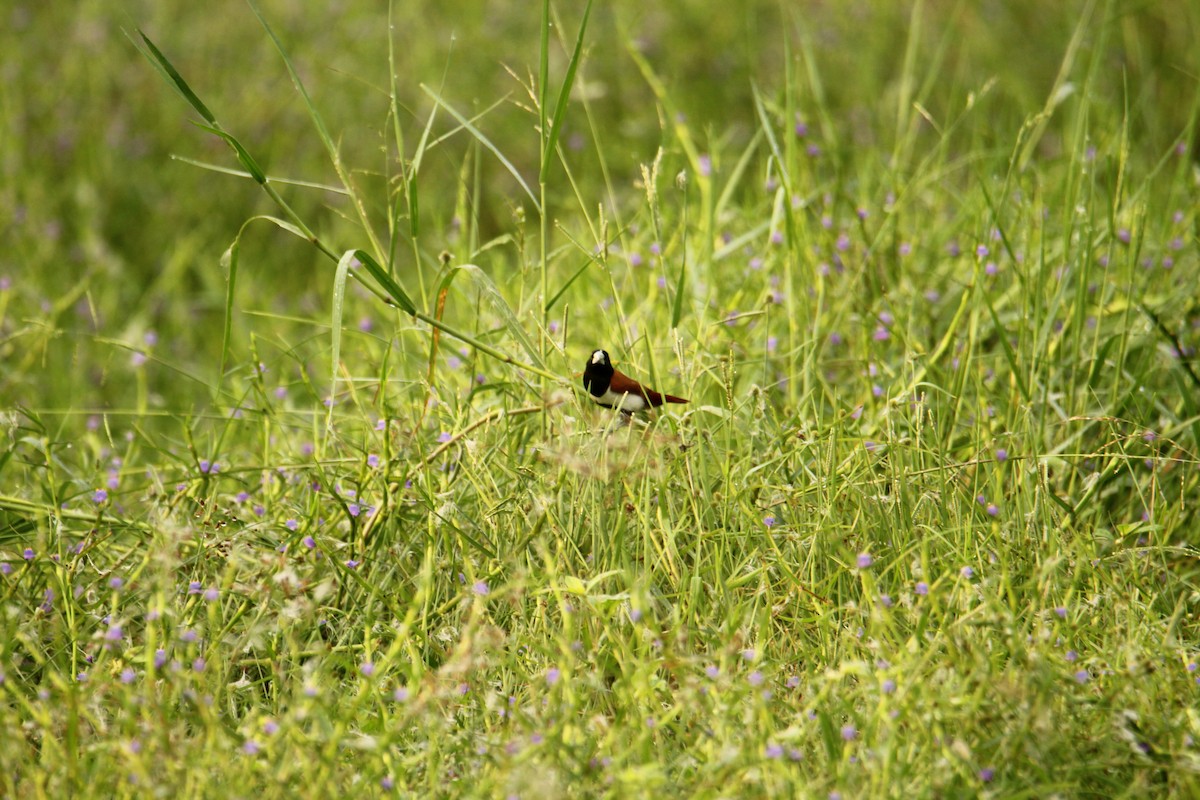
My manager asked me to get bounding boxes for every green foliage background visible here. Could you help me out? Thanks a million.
[1,1,1199,797]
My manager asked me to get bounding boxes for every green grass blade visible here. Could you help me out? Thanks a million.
[215,215,315,390]
[541,0,594,172]
[545,259,591,314]
[353,249,417,315]
[247,1,386,261]
[168,156,348,194]
[245,1,335,160]
[441,264,544,369]
[130,30,218,125]
[982,292,1031,403]
[1017,0,1094,171]
[192,123,267,184]
[539,0,550,155]
[713,129,763,222]
[330,251,355,411]
[751,83,790,192]
[671,245,687,330]
[420,86,540,213]
[217,235,240,388]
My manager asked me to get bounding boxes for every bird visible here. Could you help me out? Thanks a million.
[581,349,687,414]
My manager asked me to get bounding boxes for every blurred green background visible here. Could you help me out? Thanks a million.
[2,0,1196,414]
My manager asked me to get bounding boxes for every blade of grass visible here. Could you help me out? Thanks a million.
[420,85,540,213]
[169,156,348,193]
[329,251,355,417]
[246,1,386,261]
[441,264,544,369]
[1017,0,1094,172]
[128,30,217,125]
[134,28,565,390]
[541,0,594,173]
[217,215,315,389]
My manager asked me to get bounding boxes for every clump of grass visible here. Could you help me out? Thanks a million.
[2,1,1199,797]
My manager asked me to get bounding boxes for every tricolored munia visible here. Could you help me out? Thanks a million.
[582,349,687,414]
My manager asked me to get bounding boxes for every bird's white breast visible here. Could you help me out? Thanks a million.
[597,388,647,411]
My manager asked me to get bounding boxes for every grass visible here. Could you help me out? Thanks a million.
[2,0,1200,796]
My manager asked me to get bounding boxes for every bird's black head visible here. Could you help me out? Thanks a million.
[582,349,613,397]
